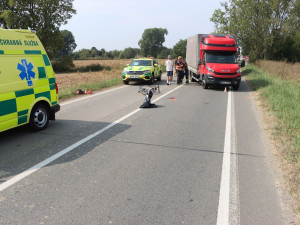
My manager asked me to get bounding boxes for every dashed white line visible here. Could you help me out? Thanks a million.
[0,85,183,192]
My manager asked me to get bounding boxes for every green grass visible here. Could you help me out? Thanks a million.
[243,64,300,213]
[58,77,123,100]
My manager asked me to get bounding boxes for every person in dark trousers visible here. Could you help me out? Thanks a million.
[175,56,184,84]
[183,59,189,83]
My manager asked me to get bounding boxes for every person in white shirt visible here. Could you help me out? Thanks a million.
[165,55,174,85]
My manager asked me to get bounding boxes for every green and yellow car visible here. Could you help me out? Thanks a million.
[122,58,162,85]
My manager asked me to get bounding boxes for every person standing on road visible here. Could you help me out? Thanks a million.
[183,58,189,84]
[175,56,184,84]
[165,55,174,85]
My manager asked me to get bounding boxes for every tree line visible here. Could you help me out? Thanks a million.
[1,0,299,63]
[210,0,300,62]
[71,28,186,60]
[0,0,188,61]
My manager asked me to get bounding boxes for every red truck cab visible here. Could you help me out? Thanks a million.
[199,34,241,90]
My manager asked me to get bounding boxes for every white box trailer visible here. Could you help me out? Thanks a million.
[186,34,204,78]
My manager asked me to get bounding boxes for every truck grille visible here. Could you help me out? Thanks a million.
[214,72,237,75]
[127,71,145,75]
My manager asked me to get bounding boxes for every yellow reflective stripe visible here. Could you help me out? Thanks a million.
[16,95,35,112]
[2,50,24,55]
[50,89,57,103]
[0,92,16,101]
[37,79,50,87]
[0,112,17,123]
[34,85,50,94]
[0,118,18,132]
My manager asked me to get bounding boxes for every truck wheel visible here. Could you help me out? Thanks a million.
[233,85,239,90]
[191,72,196,82]
[123,80,129,85]
[202,78,208,89]
[29,103,50,131]
[157,71,162,81]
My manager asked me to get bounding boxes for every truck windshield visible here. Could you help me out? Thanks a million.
[130,60,152,66]
[205,52,237,64]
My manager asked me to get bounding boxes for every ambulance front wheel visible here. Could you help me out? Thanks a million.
[29,103,50,131]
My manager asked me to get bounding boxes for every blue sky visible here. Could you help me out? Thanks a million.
[61,0,224,51]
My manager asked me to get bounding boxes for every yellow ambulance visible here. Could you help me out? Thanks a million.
[0,29,60,132]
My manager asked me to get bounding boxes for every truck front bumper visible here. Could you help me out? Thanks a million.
[204,75,241,86]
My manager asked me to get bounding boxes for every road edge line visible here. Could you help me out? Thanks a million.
[216,90,232,225]
[0,85,183,192]
[60,85,128,106]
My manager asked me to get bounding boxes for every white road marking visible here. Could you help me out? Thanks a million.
[0,85,183,192]
[217,90,233,225]
[229,92,240,225]
[60,85,128,106]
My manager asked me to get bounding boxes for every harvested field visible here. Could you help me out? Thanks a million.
[56,70,120,90]
[73,59,167,70]
[57,59,167,90]
[256,60,300,81]
[73,59,131,71]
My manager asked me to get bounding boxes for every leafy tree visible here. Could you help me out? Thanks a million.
[172,39,187,58]
[210,0,300,61]
[0,0,76,59]
[104,51,113,59]
[90,47,98,58]
[123,47,139,59]
[157,47,172,59]
[0,0,9,28]
[119,51,125,59]
[76,49,91,59]
[138,28,168,57]
[57,30,77,57]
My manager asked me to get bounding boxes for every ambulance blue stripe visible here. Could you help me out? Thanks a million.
[49,84,56,90]
[42,54,51,66]
[38,67,47,79]
[0,99,17,116]
[18,109,28,117]
[0,50,4,54]
[18,115,27,125]
[49,78,56,84]
[24,50,42,55]
[15,88,34,97]
[35,91,51,100]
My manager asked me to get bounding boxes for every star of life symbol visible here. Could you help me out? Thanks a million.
[17,59,35,86]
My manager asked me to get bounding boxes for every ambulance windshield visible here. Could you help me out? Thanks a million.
[130,60,152,67]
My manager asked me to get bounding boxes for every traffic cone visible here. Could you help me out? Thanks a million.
[224,87,227,92]
[88,89,92,94]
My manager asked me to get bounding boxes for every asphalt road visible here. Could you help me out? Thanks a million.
[0,75,285,225]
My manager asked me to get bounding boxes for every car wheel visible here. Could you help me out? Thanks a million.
[29,103,50,131]
[123,80,129,85]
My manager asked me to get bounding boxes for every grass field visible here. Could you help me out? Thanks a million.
[56,59,167,100]
[243,62,300,216]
